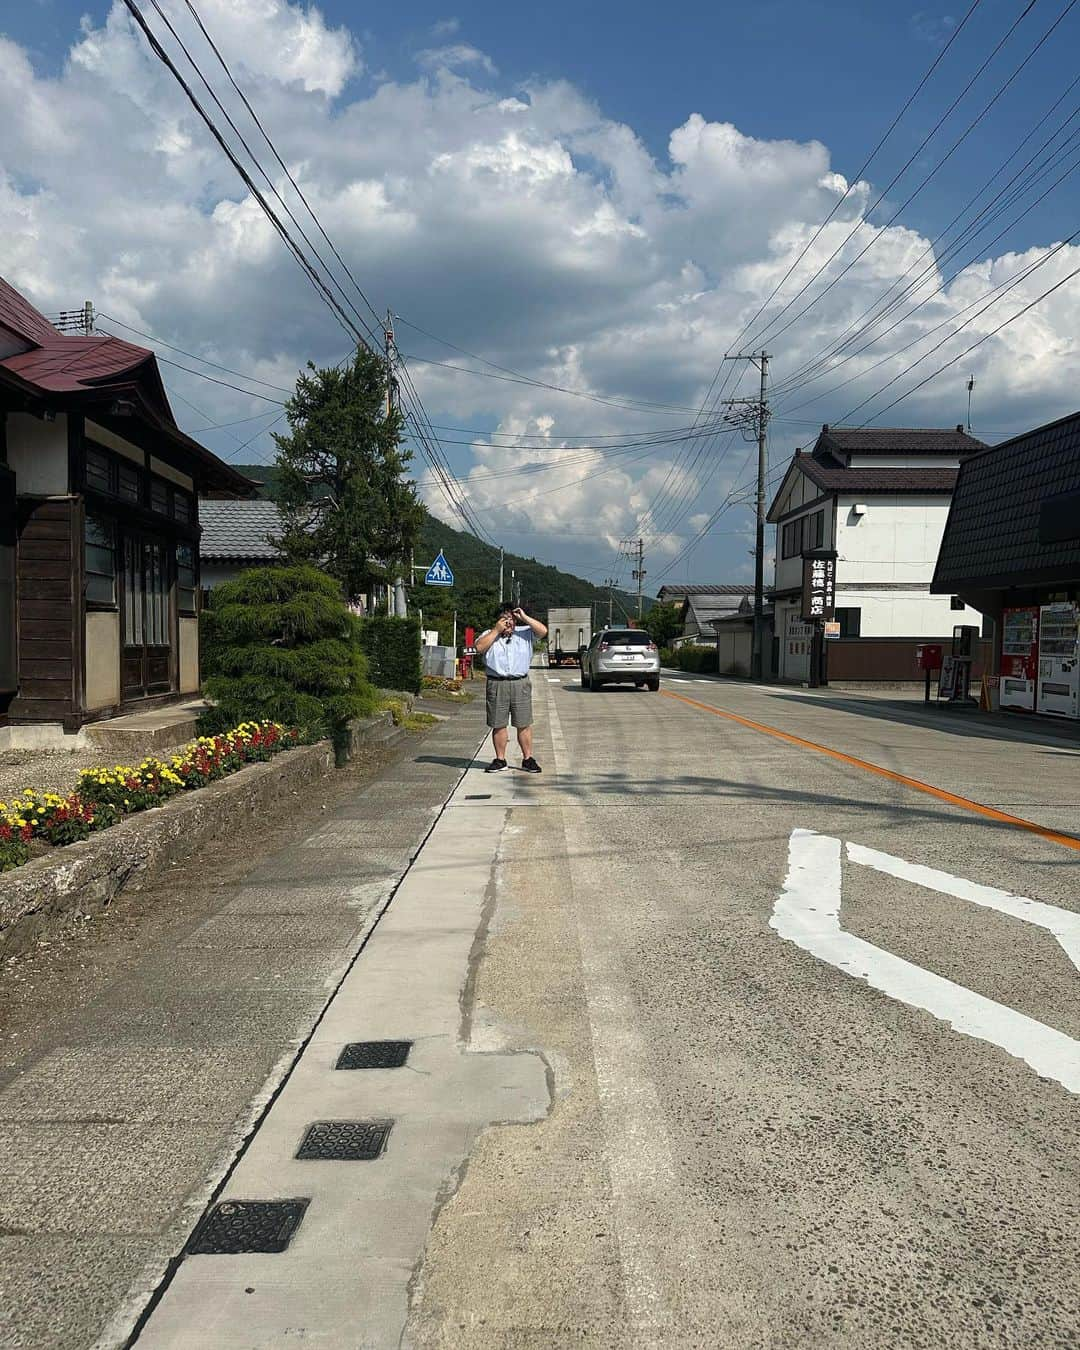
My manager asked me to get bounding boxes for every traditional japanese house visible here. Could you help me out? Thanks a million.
[0,277,252,743]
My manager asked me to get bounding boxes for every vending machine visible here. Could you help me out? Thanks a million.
[1037,602,1080,719]
[999,606,1039,711]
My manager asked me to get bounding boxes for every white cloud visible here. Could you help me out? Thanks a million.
[416,43,497,75]
[0,1,1077,583]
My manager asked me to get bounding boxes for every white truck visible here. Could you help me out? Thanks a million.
[546,607,592,668]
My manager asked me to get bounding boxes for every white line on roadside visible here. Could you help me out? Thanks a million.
[544,683,699,1328]
[773,829,1080,1094]
[547,677,561,682]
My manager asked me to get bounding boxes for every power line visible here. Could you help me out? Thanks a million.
[769,76,1080,402]
[96,312,294,392]
[839,249,1080,423]
[180,0,385,337]
[746,0,1073,356]
[120,0,370,352]
[727,0,985,361]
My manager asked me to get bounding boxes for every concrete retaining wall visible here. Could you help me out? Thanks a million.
[0,711,398,960]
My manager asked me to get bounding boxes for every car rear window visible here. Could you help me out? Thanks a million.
[605,631,652,645]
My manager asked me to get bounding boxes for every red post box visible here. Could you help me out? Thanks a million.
[916,644,943,705]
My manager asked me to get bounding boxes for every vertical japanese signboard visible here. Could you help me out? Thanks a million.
[801,549,837,623]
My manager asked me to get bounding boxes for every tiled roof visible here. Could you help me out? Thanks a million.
[658,583,753,598]
[798,459,961,493]
[816,425,987,455]
[932,411,1080,591]
[199,498,284,561]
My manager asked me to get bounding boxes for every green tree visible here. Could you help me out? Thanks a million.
[641,601,682,647]
[200,565,379,751]
[272,348,423,601]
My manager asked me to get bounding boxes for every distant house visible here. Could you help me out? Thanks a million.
[0,276,251,744]
[199,498,284,589]
[767,424,987,683]
[655,583,762,647]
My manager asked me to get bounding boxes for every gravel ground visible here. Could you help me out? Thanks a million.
[0,744,163,804]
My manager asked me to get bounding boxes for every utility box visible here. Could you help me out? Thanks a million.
[916,644,943,671]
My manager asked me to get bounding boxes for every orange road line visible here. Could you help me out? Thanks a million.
[661,688,1080,853]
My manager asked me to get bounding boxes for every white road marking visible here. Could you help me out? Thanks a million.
[773,829,1080,1095]
[547,677,561,682]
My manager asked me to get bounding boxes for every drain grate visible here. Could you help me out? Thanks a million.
[335,1040,412,1070]
[185,1199,309,1255]
[464,794,492,800]
[296,1120,392,1161]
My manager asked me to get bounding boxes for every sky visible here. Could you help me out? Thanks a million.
[2,0,1079,591]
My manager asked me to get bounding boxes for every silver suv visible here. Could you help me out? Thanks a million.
[581,628,661,691]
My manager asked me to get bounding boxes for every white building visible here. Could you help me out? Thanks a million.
[767,425,987,683]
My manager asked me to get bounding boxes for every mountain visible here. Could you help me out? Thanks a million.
[228,464,648,628]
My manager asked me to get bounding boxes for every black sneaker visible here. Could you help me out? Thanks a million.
[520,757,542,774]
[485,757,507,773]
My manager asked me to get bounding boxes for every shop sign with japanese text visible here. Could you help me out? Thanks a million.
[801,549,837,622]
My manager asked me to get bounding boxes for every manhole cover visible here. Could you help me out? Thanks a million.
[335,1040,412,1070]
[296,1120,393,1161]
[185,1199,309,1255]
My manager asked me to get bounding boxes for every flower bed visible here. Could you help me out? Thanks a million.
[0,720,298,874]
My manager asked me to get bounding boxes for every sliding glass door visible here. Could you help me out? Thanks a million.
[121,533,172,698]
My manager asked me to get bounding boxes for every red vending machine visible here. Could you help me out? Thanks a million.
[999,606,1039,711]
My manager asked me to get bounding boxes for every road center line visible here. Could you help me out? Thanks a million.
[661,689,1080,853]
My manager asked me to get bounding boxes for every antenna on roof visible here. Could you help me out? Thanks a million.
[966,375,975,432]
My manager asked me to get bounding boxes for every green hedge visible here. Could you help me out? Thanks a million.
[669,644,718,674]
[359,615,422,694]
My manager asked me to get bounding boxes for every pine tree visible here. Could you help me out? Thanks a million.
[272,348,423,601]
[200,564,379,746]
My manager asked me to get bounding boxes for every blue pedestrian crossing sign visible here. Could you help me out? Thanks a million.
[424,550,454,587]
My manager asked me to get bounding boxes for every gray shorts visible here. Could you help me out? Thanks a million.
[486,677,533,729]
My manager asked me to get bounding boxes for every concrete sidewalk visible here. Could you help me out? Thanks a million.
[0,700,487,1350]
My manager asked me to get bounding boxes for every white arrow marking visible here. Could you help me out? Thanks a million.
[772,829,1080,1095]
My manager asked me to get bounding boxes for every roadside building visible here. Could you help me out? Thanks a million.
[199,497,284,589]
[655,583,759,647]
[932,409,1080,720]
[0,276,251,745]
[767,424,987,683]
[710,597,776,678]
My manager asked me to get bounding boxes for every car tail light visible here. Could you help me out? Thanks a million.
[599,642,611,652]
[647,642,658,652]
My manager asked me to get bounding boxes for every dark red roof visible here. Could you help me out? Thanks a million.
[0,277,58,347]
[0,275,253,496]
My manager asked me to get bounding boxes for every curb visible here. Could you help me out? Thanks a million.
[0,711,398,960]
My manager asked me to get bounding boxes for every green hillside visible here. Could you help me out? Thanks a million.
[229,464,647,643]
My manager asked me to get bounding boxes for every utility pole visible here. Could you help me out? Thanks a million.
[384,311,408,619]
[620,539,646,622]
[498,548,504,603]
[603,577,616,626]
[722,351,770,680]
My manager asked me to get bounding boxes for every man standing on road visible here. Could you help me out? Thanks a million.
[475,604,548,773]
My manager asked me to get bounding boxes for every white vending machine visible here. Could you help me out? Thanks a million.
[1037,602,1080,719]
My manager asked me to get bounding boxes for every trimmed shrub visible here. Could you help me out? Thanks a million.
[358,615,422,694]
[658,647,676,667]
[671,644,719,674]
[200,565,379,744]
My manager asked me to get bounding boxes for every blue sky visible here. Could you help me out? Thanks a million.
[2,1,1079,587]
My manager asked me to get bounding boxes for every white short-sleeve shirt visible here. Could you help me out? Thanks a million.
[483,625,535,677]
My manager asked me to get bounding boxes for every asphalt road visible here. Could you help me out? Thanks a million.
[128,672,1080,1349]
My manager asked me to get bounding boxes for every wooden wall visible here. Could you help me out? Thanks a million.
[826,636,992,683]
[9,497,80,725]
